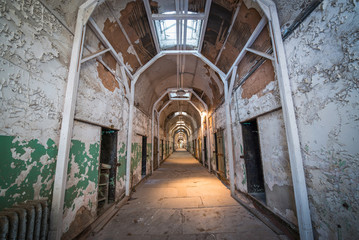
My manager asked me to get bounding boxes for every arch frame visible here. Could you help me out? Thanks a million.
[52,1,313,239]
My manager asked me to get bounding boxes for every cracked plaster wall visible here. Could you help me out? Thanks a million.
[257,110,297,226]
[0,0,72,210]
[284,1,359,238]
[0,0,136,237]
[210,37,292,225]
[131,107,152,187]
[62,121,100,238]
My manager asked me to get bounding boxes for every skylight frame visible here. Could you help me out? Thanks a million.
[168,89,192,101]
[153,11,204,50]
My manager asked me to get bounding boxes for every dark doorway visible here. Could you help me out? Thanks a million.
[161,139,164,161]
[214,133,218,169]
[215,130,226,178]
[141,136,147,176]
[198,138,202,163]
[153,137,158,170]
[203,136,208,167]
[241,119,266,203]
[98,128,118,213]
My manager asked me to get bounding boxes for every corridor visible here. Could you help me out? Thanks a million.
[89,151,281,240]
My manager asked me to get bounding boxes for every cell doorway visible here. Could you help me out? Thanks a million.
[141,136,147,177]
[98,128,118,214]
[241,119,266,204]
[215,130,226,180]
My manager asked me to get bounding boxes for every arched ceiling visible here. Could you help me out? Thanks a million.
[81,0,308,137]
[174,129,188,143]
[172,126,190,140]
[165,114,196,135]
[159,101,201,129]
[135,54,224,116]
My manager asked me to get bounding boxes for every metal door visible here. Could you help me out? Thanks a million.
[203,136,208,166]
[154,137,158,170]
[216,130,226,176]
[141,136,147,176]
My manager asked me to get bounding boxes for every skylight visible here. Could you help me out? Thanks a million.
[155,19,177,49]
[168,89,191,100]
[186,19,202,47]
[154,11,203,50]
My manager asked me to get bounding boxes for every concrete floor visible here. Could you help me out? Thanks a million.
[89,150,283,240]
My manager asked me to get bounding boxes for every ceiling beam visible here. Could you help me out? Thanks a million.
[81,48,110,63]
[152,13,205,20]
[133,50,226,83]
[246,47,274,60]
[133,52,164,81]
[198,0,212,53]
[193,52,226,79]
[97,58,130,98]
[88,17,134,79]
[143,0,160,53]
[225,16,267,81]
[159,100,173,115]
[105,1,143,66]
[190,90,208,111]
[214,2,241,65]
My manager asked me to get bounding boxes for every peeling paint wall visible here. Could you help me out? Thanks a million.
[0,136,57,209]
[257,110,297,225]
[131,107,152,186]
[0,0,134,237]
[0,0,72,210]
[228,58,281,194]
[62,122,100,238]
[209,25,292,226]
[284,1,359,238]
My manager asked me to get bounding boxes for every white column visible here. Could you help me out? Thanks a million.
[157,112,160,167]
[206,114,211,172]
[125,80,136,196]
[151,110,155,173]
[223,69,237,195]
[257,0,314,238]
[201,114,205,166]
[49,1,98,239]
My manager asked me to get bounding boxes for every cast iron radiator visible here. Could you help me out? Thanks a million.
[0,200,49,240]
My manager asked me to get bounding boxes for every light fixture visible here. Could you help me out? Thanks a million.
[176,89,186,96]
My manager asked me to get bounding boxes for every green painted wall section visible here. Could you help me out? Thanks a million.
[131,142,141,173]
[117,142,127,180]
[146,143,152,163]
[64,140,99,210]
[0,136,57,211]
